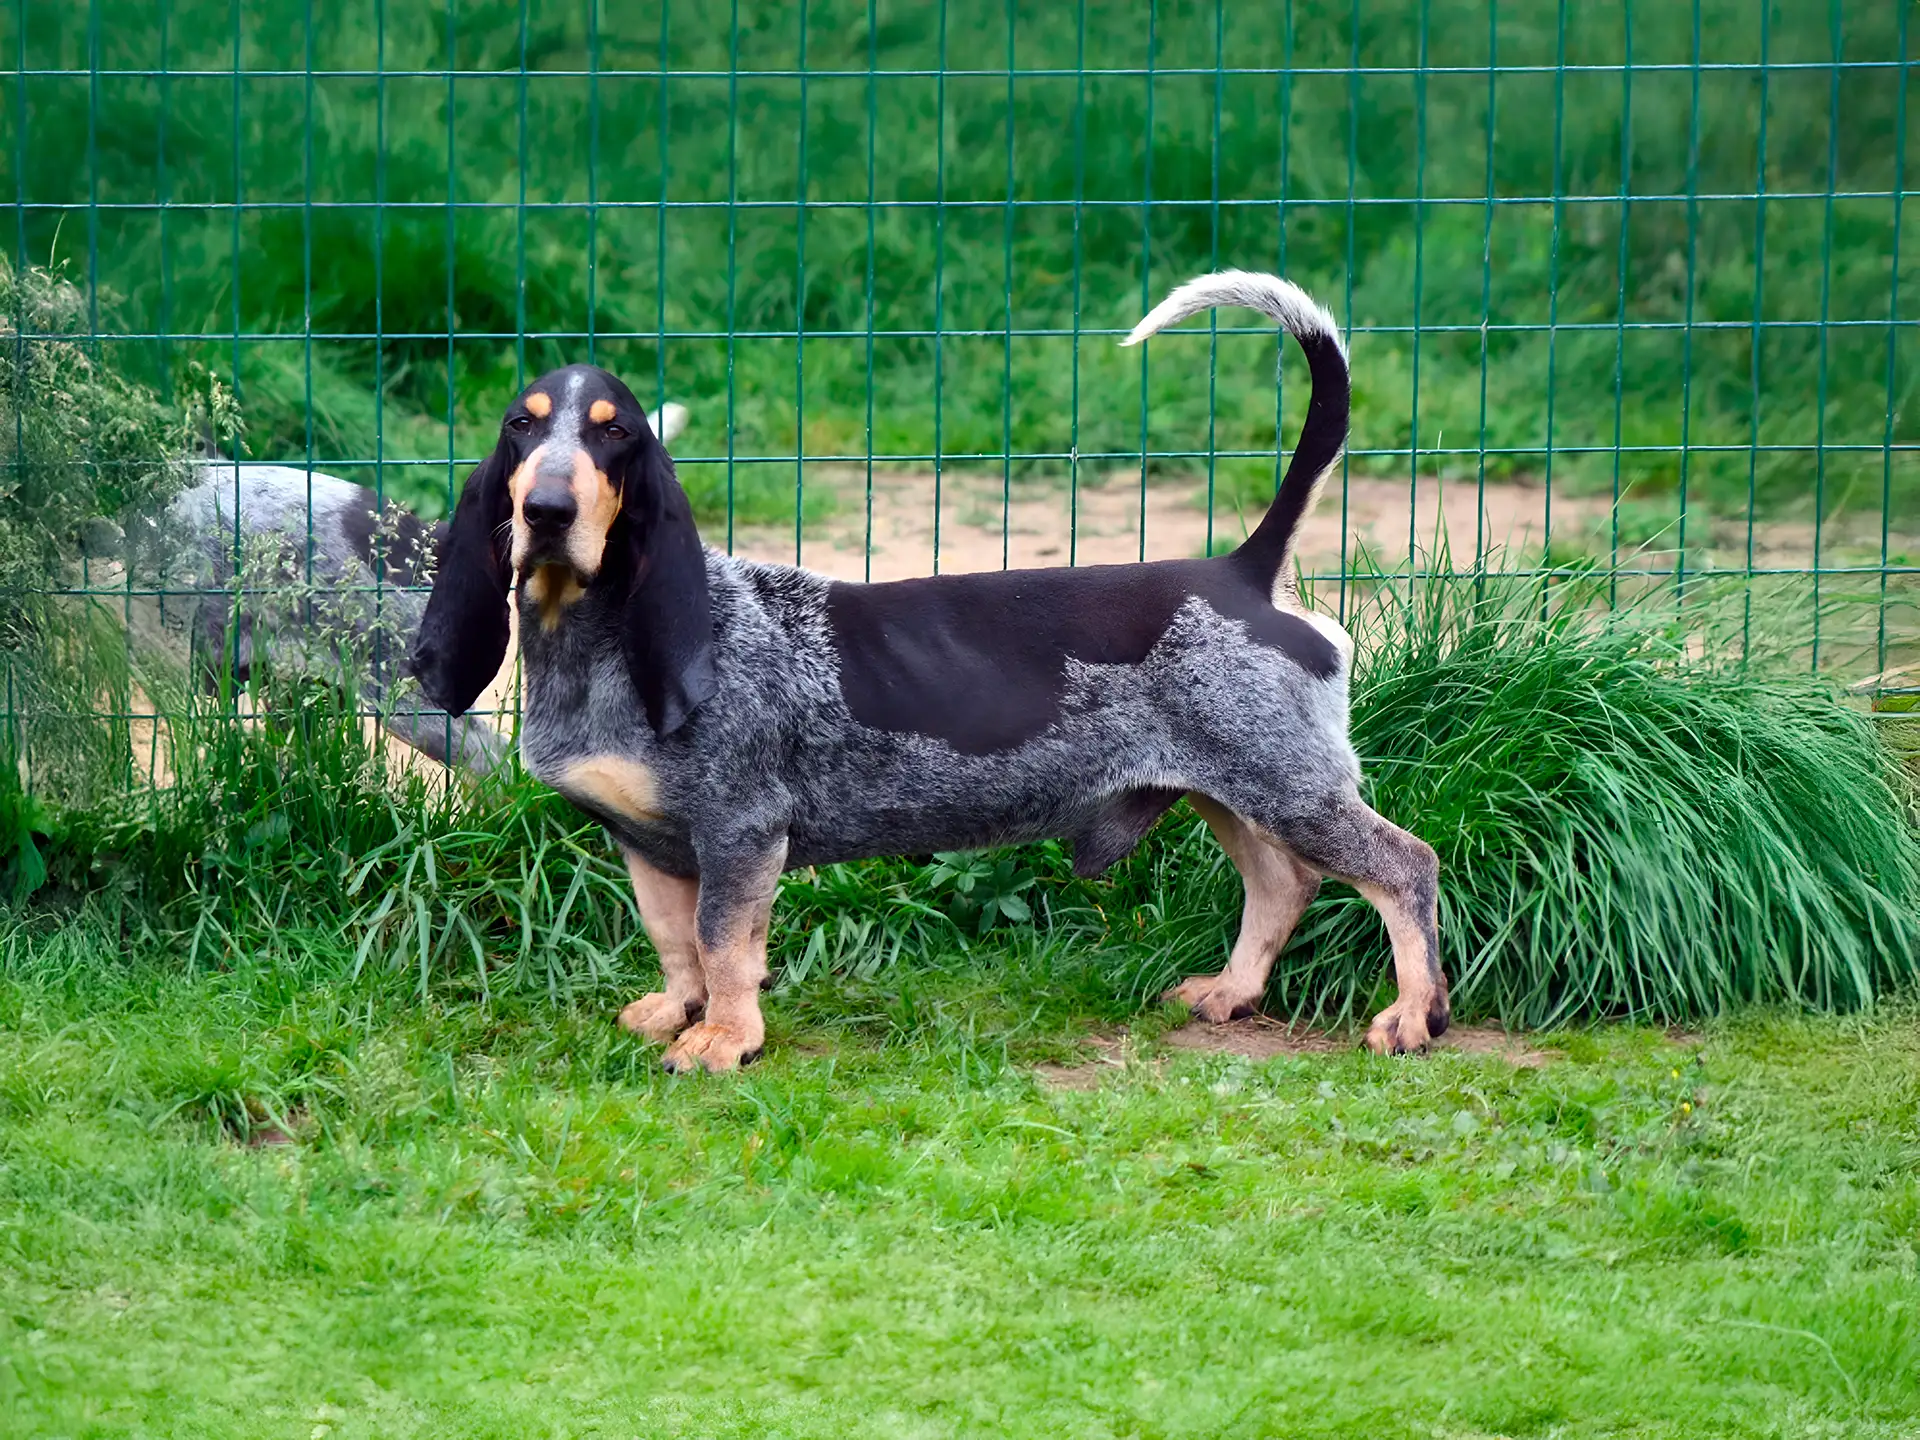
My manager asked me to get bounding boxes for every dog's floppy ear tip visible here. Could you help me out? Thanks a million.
[407,643,476,718]
[647,653,718,739]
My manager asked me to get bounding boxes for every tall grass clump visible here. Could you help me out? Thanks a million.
[1230,562,1920,1027]
[20,679,651,1000]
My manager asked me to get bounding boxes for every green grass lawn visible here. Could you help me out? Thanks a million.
[3,932,1917,1438]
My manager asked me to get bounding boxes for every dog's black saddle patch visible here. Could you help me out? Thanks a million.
[824,556,1338,755]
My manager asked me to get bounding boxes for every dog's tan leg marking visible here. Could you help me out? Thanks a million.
[557,754,663,823]
[1356,858,1449,1056]
[617,851,704,1044]
[1165,795,1321,1023]
[664,840,788,1075]
[1296,804,1445,1055]
[1230,790,1447,1055]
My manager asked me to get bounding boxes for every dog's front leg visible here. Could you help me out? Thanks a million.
[617,850,705,1044]
[662,832,788,1074]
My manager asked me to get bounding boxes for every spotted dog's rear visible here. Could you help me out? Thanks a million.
[145,405,687,776]
[413,272,1447,1072]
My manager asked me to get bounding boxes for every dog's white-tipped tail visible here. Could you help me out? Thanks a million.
[1123,270,1350,587]
[1120,269,1347,359]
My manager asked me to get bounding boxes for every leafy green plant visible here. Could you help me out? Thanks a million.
[926,851,1040,935]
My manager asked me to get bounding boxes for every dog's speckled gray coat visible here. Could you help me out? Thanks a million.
[520,557,1359,880]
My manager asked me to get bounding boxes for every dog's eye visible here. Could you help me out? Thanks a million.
[604,423,628,440]
[507,415,533,434]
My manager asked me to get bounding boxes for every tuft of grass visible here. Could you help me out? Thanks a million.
[1308,560,1920,1024]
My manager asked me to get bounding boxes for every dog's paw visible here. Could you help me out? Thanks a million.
[1364,993,1449,1055]
[618,992,702,1044]
[662,1021,763,1075]
[1163,974,1261,1025]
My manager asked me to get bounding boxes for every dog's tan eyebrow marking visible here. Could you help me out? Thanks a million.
[588,399,616,424]
[557,754,663,822]
[524,391,552,419]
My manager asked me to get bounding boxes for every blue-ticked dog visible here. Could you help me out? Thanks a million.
[412,273,1447,1072]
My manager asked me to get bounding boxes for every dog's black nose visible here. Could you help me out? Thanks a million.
[523,488,577,531]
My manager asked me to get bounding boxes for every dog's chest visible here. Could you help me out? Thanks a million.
[541,751,668,826]
[517,621,679,831]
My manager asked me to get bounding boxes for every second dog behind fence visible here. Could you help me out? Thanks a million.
[132,404,691,779]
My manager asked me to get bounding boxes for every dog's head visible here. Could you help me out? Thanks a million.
[411,365,716,737]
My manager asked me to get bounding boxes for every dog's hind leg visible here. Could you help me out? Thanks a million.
[663,834,789,1075]
[617,851,706,1045]
[381,705,507,776]
[1165,795,1321,1023]
[1261,790,1448,1055]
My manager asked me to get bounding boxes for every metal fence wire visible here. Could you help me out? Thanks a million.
[2,0,1916,790]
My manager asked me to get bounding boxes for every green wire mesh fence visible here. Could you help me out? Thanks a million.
[2,0,1916,795]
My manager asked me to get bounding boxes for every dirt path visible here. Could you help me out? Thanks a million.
[1031,1019,1575,1088]
[728,466,1616,580]
[728,465,1906,583]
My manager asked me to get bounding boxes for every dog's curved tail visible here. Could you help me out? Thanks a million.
[1122,270,1349,592]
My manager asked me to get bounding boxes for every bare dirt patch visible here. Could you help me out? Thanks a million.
[1031,1061,1109,1092]
[735,465,1915,584]
[730,466,1617,581]
[1034,1018,1563,1085]
[1033,1033,1131,1090]
[1163,1016,1562,1067]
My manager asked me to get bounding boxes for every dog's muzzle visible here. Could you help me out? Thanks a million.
[522,484,577,535]
[515,445,588,567]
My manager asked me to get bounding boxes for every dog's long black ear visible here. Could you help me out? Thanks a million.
[621,434,716,737]
[411,446,513,716]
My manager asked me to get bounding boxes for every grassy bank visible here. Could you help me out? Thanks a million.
[3,933,1919,1436]
[6,0,1912,527]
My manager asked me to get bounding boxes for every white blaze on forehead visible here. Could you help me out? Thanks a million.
[549,371,590,447]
